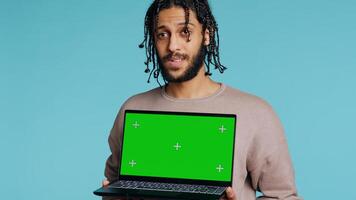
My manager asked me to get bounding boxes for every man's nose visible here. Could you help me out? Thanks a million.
[168,34,181,52]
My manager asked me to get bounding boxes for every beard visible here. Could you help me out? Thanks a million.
[157,43,206,83]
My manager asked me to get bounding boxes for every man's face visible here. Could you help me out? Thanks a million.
[154,7,210,83]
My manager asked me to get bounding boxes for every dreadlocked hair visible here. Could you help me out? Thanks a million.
[139,0,227,84]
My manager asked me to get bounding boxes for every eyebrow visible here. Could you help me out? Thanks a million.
[157,22,196,30]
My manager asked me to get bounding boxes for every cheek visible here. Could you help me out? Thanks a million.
[187,42,202,56]
[155,42,167,57]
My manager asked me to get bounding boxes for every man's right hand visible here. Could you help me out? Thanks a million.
[102,179,110,187]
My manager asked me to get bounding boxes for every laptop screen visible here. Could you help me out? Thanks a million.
[119,110,236,183]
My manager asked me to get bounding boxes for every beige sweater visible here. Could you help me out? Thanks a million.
[104,84,302,200]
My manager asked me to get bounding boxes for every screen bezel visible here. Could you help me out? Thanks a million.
[118,109,237,187]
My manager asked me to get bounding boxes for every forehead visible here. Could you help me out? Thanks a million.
[156,6,201,28]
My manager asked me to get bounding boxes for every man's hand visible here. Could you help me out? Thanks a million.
[102,179,110,187]
[220,187,237,200]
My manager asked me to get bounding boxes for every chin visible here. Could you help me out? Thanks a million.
[165,67,186,77]
[168,73,184,80]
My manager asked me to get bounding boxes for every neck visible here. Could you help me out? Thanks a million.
[164,66,221,99]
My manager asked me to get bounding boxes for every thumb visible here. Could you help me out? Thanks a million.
[225,187,236,200]
[102,179,110,187]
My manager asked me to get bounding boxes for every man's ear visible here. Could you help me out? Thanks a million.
[203,29,210,46]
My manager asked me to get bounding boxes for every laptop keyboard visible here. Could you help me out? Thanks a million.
[109,180,226,195]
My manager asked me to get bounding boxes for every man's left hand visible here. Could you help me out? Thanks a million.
[220,187,237,200]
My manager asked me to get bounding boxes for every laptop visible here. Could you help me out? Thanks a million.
[94,110,237,200]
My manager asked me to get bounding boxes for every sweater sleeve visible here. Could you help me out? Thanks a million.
[247,100,302,200]
[102,107,125,200]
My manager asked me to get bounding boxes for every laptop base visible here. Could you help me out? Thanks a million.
[94,186,226,200]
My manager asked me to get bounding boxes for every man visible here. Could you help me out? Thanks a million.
[101,0,302,199]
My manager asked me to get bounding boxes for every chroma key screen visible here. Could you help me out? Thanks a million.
[120,110,236,182]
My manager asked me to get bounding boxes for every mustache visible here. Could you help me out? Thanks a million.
[162,53,189,62]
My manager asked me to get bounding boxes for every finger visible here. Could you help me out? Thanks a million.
[102,179,110,187]
[225,187,236,200]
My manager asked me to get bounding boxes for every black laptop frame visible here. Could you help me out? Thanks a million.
[118,109,237,187]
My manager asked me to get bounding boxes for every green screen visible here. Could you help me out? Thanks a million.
[120,111,236,182]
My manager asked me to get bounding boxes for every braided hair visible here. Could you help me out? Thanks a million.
[139,0,227,84]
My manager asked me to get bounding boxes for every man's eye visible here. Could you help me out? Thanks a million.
[181,29,192,39]
[182,29,192,35]
[157,32,168,39]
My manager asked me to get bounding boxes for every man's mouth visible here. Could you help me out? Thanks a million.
[164,54,187,69]
[166,58,184,69]
[169,57,183,62]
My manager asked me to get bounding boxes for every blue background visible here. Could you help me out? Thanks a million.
[1,0,355,199]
